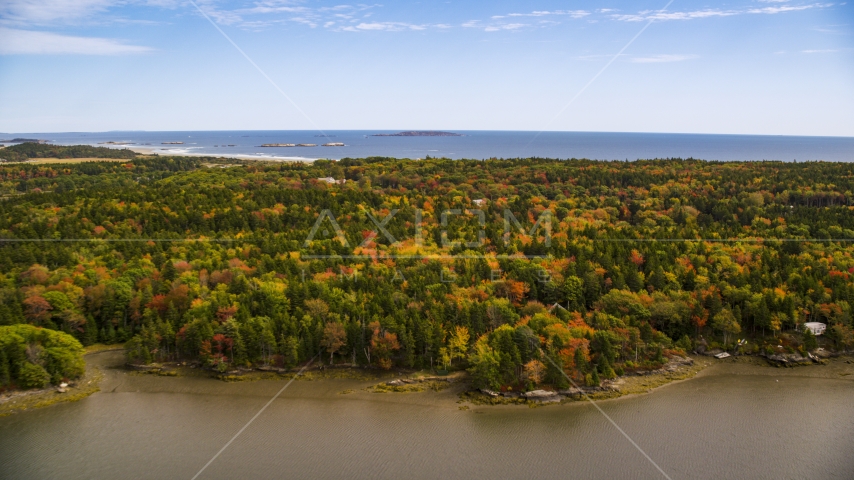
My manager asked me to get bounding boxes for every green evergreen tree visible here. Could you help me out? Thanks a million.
[0,348,10,387]
[82,316,98,346]
[18,362,51,389]
[161,260,177,282]
[589,368,600,387]
[802,328,818,352]
[574,347,588,374]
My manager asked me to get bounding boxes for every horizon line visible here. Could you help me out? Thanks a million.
[3,129,854,139]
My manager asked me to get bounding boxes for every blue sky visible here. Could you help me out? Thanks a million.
[0,1,852,135]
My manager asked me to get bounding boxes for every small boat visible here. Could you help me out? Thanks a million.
[714,352,731,359]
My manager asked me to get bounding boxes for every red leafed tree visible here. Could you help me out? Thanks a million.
[211,334,234,362]
[216,305,239,323]
[166,284,191,312]
[146,294,169,315]
[20,264,50,285]
[210,270,233,286]
[23,294,53,325]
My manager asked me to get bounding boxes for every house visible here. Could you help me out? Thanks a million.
[317,177,346,185]
[804,322,826,336]
[473,199,486,206]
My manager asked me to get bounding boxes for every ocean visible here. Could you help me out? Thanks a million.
[3,130,853,162]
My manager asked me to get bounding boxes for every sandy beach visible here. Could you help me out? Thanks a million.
[126,146,317,162]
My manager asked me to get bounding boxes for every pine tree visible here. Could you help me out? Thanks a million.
[161,260,177,282]
[650,266,668,291]
[574,347,588,375]
[0,348,10,387]
[802,328,818,352]
[0,304,11,326]
[105,322,117,344]
[589,368,600,386]
[83,316,98,346]
[598,356,616,380]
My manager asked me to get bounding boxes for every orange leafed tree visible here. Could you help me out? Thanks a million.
[369,321,400,370]
[523,359,545,385]
[630,249,645,267]
[321,322,347,364]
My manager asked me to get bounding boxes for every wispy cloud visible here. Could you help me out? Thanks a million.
[340,22,429,32]
[187,1,382,29]
[0,27,152,54]
[802,48,838,52]
[612,3,832,22]
[0,0,183,26]
[493,10,590,19]
[484,23,527,32]
[0,0,116,25]
[477,9,590,32]
[811,24,849,34]
[0,0,838,38]
[630,54,699,63]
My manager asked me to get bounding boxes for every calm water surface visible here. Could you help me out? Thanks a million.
[1,352,853,479]
[4,131,853,162]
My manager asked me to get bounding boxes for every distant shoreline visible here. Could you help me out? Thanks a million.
[127,147,317,162]
[372,131,463,137]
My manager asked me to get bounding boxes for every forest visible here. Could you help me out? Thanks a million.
[0,153,852,391]
[0,142,138,163]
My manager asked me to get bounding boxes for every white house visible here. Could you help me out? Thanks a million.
[804,322,826,336]
[473,199,486,206]
[317,177,346,185]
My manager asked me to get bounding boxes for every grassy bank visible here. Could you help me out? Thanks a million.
[126,361,393,384]
[0,354,105,417]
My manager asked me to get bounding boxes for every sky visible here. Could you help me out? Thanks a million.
[0,0,852,136]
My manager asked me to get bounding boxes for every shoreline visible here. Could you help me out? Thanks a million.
[127,147,319,162]
[456,353,854,409]
[0,347,116,417]
[457,355,708,407]
[4,351,852,417]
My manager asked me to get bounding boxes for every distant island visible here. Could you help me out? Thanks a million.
[0,138,48,143]
[372,131,463,137]
[0,142,138,162]
[259,143,342,147]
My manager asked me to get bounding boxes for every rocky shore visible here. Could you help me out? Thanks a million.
[0,350,107,417]
[8,346,851,417]
[457,355,701,406]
